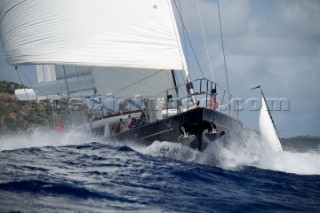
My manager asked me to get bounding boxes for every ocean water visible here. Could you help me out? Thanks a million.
[0,129,319,212]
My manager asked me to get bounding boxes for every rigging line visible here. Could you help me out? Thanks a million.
[111,69,165,96]
[196,0,215,81]
[153,78,196,98]
[177,0,187,86]
[168,0,188,74]
[178,0,189,78]
[172,0,204,78]
[62,65,70,99]
[15,66,41,127]
[217,0,231,113]
[15,67,30,102]
[14,66,33,86]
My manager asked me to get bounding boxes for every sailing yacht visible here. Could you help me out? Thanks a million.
[0,0,243,151]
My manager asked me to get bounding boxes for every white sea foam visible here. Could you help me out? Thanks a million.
[0,127,98,151]
[210,134,320,175]
[1,128,319,175]
[130,140,199,163]
[130,133,320,175]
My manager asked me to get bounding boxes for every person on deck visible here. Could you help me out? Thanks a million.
[126,115,132,127]
[55,120,64,133]
[129,118,137,128]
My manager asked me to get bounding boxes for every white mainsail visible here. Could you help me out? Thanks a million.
[32,65,177,98]
[0,0,187,99]
[37,65,56,83]
[259,96,283,152]
[33,65,95,98]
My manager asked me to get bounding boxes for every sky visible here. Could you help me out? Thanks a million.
[175,0,320,137]
[0,0,319,137]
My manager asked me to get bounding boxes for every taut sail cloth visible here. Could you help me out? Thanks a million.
[259,97,283,152]
[33,65,177,98]
[0,0,188,98]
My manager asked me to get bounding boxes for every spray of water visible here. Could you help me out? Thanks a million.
[0,127,99,151]
[1,128,319,175]
[212,132,320,175]
[130,132,320,175]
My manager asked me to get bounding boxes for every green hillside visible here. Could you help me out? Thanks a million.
[0,81,90,134]
[0,81,54,134]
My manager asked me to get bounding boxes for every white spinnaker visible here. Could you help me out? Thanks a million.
[1,0,186,99]
[0,0,187,71]
[259,97,283,152]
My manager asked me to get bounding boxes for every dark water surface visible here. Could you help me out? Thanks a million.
[0,130,319,212]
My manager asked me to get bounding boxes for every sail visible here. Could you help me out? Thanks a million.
[31,65,94,98]
[33,74,94,96]
[259,97,283,152]
[54,66,91,80]
[91,67,177,98]
[37,65,56,83]
[0,0,188,71]
[32,65,176,98]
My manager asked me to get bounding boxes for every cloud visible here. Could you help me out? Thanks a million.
[175,0,251,37]
[178,0,320,137]
[275,0,320,38]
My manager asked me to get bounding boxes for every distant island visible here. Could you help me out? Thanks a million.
[281,135,320,152]
[0,81,54,134]
[0,81,90,135]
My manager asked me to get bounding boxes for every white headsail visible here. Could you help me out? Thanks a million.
[0,0,187,70]
[0,0,188,98]
[259,96,283,152]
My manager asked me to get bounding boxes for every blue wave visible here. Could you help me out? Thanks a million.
[0,142,319,212]
[0,180,105,199]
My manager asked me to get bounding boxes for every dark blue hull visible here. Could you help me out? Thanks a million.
[110,107,243,151]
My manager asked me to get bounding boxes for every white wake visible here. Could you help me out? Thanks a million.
[130,133,320,175]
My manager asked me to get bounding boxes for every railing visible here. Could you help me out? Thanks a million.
[87,78,240,121]
[162,78,239,119]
